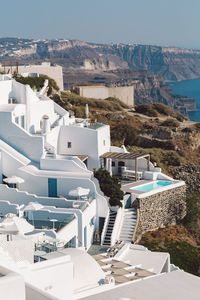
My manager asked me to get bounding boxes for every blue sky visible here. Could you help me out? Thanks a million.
[0,0,200,49]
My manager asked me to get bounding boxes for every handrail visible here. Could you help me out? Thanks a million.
[101,210,110,245]
[132,208,140,243]
[111,207,123,246]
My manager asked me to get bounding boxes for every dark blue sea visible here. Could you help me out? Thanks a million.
[169,78,200,122]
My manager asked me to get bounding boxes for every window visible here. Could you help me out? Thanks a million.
[21,115,25,128]
[112,161,115,167]
[67,142,72,148]
[15,116,19,124]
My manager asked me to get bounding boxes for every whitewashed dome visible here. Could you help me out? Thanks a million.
[63,248,105,292]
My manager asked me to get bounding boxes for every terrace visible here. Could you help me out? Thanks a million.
[27,215,75,232]
[100,152,151,181]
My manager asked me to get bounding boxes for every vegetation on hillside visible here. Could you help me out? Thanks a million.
[135,103,186,121]
[127,146,183,174]
[160,118,180,128]
[183,193,200,238]
[59,91,129,117]
[140,193,200,276]
[13,74,59,96]
[94,168,123,207]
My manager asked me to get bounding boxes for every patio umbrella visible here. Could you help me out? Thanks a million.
[68,187,90,199]
[3,176,24,184]
[0,214,34,235]
[3,176,24,189]
[23,202,44,212]
[23,202,44,226]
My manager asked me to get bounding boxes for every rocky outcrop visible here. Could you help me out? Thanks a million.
[170,164,200,193]
[133,185,186,241]
[138,125,200,151]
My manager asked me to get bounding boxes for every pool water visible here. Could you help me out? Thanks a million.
[131,180,173,192]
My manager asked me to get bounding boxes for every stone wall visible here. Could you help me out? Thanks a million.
[133,185,186,241]
[170,164,200,193]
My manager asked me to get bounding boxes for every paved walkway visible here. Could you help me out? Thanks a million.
[87,244,110,255]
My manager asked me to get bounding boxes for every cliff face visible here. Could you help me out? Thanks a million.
[0,38,197,112]
[113,44,200,81]
[2,38,200,81]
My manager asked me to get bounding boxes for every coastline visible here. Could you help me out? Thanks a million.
[169,78,200,122]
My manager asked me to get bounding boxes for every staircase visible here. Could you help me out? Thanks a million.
[119,208,137,243]
[51,112,61,129]
[102,211,117,246]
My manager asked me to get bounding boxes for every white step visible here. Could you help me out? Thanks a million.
[119,208,137,243]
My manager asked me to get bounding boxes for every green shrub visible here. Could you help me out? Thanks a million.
[161,151,182,166]
[13,74,59,96]
[60,92,129,113]
[127,146,183,173]
[153,103,174,115]
[164,241,200,276]
[152,103,185,121]
[135,103,185,121]
[183,193,200,236]
[160,118,180,128]
[94,168,123,207]
[111,123,140,146]
[135,104,158,117]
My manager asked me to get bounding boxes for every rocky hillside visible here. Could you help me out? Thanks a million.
[0,38,197,113]
[63,69,196,113]
[2,38,200,81]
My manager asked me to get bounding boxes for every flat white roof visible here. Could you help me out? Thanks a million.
[116,247,169,274]
[0,104,18,112]
[81,270,200,300]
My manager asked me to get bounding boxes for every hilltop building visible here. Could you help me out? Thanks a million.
[72,85,134,106]
[0,62,64,90]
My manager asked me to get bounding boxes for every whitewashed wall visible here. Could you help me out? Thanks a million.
[58,125,110,171]
[0,112,43,162]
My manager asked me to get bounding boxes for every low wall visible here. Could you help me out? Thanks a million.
[133,185,186,241]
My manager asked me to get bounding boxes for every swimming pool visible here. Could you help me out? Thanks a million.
[130,180,173,192]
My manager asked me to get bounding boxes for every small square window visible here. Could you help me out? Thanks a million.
[67,142,72,148]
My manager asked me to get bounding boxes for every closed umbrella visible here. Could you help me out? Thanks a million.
[85,104,89,119]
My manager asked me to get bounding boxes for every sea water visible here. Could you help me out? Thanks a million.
[169,78,200,122]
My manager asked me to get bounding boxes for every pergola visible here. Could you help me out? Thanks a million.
[100,152,151,181]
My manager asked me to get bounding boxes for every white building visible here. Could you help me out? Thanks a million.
[0,74,111,250]
[0,74,184,252]
[0,242,199,300]
[0,62,64,90]
[72,85,134,106]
